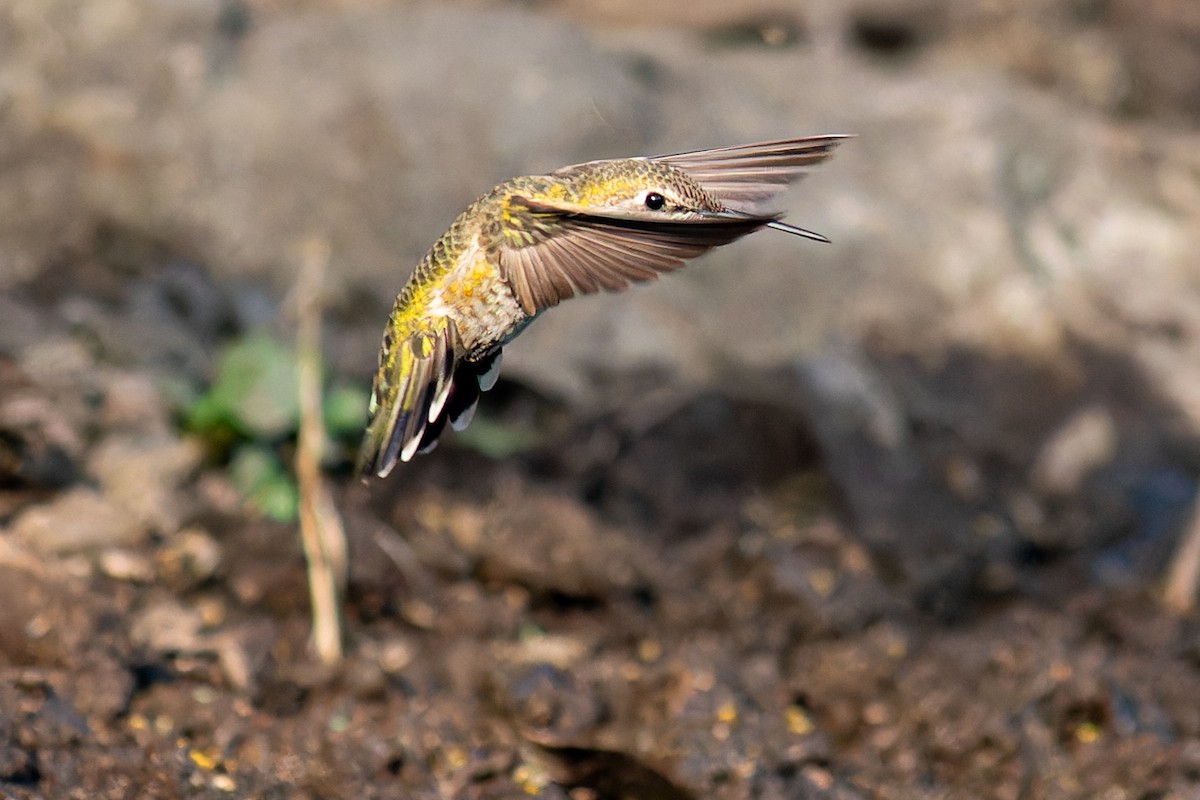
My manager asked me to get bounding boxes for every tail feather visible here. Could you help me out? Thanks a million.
[358,329,505,478]
[408,349,499,455]
[357,321,456,478]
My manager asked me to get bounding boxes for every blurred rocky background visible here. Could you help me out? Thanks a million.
[2,0,1200,798]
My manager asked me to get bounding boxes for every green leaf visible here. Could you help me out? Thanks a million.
[323,384,369,439]
[187,334,300,441]
[228,445,299,522]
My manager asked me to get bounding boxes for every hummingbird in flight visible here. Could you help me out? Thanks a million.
[358,134,849,478]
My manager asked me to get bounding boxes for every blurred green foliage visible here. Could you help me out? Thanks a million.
[184,333,546,519]
[185,333,368,521]
[186,335,301,441]
[228,445,299,523]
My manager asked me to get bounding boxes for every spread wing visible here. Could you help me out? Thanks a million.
[497,198,776,315]
[651,134,850,210]
[499,134,849,314]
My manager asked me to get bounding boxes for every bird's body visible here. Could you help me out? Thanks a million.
[359,135,848,478]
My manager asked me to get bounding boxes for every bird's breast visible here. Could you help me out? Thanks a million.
[434,237,528,356]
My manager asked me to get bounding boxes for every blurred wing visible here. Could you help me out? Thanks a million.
[651,135,850,209]
[498,196,773,315]
[357,319,458,478]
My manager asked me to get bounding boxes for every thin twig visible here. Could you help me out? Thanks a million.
[293,235,347,664]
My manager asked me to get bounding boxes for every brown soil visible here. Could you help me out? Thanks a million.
[2,253,1199,798]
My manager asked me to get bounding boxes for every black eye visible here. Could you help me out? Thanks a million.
[644,192,665,210]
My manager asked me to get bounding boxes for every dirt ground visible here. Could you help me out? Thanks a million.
[4,1,1200,799]
[2,248,1200,800]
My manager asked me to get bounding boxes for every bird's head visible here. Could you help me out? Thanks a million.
[552,159,725,221]
[528,158,827,241]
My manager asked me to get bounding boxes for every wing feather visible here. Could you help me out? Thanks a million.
[652,134,850,209]
[498,199,774,314]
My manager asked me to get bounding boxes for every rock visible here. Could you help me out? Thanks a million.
[4,1,1199,421]
[86,434,202,536]
[11,488,145,555]
[0,2,657,298]
[97,371,170,432]
[1110,0,1200,122]
[208,620,277,693]
[1031,406,1118,496]
[0,355,81,489]
[128,598,205,655]
[97,549,156,583]
[156,526,224,592]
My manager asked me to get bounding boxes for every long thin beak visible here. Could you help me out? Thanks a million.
[698,209,830,243]
[765,219,829,243]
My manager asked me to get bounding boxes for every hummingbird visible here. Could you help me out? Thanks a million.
[358,134,849,478]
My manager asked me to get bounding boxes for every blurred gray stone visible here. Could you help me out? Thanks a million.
[3,2,1198,423]
[87,434,203,536]
[157,525,224,592]
[11,488,144,555]
[1031,405,1118,496]
[129,597,205,654]
[97,548,156,583]
[0,2,657,297]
